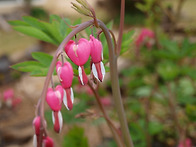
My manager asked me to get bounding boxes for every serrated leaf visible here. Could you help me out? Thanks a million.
[13,26,57,45]
[32,52,53,66]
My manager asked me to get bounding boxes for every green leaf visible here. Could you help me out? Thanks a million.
[11,61,44,72]
[178,78,194,97]
[149,121,163,135]
[121,30,135,54]
[60,18,68,37]
[42,21,63,44]
[11,52,56,77]
[156,61,179,81]
[13,26,57,45]
[106,20,113,30]
[62,126,89,147]
[49,14,61,23]
[135,86,152,97]
[32,52,53,66]
[61,101,88,124]
[8,20,29,26]
[22,16,46,31]
[186,105,196,122]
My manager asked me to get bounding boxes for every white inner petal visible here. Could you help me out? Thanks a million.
[52,111,55,125]
[33,135,37,147]
[57,67,62,81]
[63,89,69,110]
[70,87,74,104]
[58,111,63,133]
[92,63,99,81]
[55,91,62,105]
[100,61,105,81]
[78,66,84,85]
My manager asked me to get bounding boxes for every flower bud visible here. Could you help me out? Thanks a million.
[43,136,54,147]
[33,116,41,135]
[89,35,105,82]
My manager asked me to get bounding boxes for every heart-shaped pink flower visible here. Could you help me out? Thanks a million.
[64,38,90,85]
[46,85,64,111]
[56,61,73,89]
[89,35,105,82]
[64,38,91,66]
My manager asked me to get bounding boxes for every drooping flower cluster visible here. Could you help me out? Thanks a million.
[44,35,105,135]
[33,116,54,147]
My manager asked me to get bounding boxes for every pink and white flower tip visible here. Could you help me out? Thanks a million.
[64,39,91,85]
[32,116,41,147]
[3,88,14,107]
[56,61,74,111]
[46,85,64,133]
[89,35,105,82]
[43,136,54,147]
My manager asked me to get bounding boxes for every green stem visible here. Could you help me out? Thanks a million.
[117,0,125,55]
[99,20,134,147]
[88,82,124,147]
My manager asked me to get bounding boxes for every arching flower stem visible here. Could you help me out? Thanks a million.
[36,20,94,147]
[98,20,134,147]
[88,81,124,147]
[36,18,134,147]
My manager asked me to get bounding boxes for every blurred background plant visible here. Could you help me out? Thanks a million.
[0,0,196,147]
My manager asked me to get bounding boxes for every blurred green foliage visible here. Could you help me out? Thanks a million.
[62,126,89,147]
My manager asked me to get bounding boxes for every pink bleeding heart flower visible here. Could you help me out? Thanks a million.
[46,85,64,111]
[46,85,64,133]
[43,136,54,147]
[135,28,154,49]
[3,88,14,100]
[33,116,41,136]
[89,35,105,82]
[32,116,41,147]
[56,61,73,89]
[3,89,14,107]
[56,61,74,111]
[64,38,91,85]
